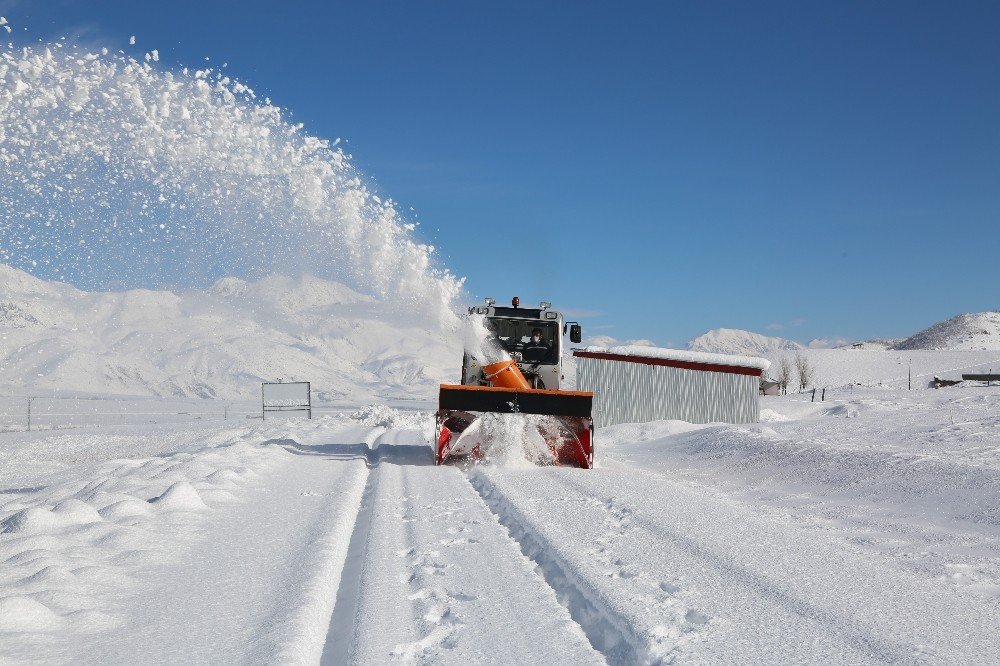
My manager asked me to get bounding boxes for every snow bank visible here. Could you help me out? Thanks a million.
[148,481,208,511]
[1,499,102,534]
[0,597,64,632]
[0,426,286,651]
[582,345,771,371]
[348,404,430,433]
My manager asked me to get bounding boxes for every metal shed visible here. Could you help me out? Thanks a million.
[574,346,769,427]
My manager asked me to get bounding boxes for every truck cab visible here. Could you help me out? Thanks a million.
[462,297,582,391]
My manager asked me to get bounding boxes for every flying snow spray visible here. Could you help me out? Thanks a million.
[0,40,462,328]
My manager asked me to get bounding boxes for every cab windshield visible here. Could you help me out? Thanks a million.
[487,318,559,363]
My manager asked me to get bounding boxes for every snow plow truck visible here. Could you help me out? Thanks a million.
[435,297,594,468]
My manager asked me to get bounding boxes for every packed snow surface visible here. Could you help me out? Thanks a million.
[3,388,998,663]
[0,42,461,327]
[582,345,771,371]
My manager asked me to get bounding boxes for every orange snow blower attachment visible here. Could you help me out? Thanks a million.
[482,359,531,390]
[436,360,594,468]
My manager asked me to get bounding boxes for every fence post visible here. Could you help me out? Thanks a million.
[27,397,32,432]
[811,388,816,402]
[821,388,826,402]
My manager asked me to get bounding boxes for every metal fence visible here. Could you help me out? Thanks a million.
[576,352,761,427]
[0,393,438,434]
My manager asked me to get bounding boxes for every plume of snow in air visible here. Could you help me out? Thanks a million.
[0,41,463,328]
[464,314,510,366]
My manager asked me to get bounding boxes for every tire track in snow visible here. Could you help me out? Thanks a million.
[321,428,449,664]
[320,429,393,665]
[548,472,906,663]
[260,451,370,664]
[388,459,465,661]
[321,466,380,665]
[322,430,601,664]
[469,466,940,664]
[549,468,999,663]
[467,470,646,664]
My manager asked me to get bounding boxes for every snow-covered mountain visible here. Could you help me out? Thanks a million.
[0,265,460,401]
[686,328,804,356]
[680,322,998,389]
[894,311,1000,351]
[688,311,1000,357]
[850,338,905,351]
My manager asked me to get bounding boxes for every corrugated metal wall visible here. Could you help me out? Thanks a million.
[576,356,760,427]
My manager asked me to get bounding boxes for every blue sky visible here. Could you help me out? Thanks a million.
[4,1,999,345]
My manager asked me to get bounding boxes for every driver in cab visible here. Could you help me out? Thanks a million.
[521,328,553,363]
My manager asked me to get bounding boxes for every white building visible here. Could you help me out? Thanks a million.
[574,346,769,428]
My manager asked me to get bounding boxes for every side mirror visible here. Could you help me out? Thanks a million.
[569,323,582,344]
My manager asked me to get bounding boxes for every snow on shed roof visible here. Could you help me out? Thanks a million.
[578,345,771,372]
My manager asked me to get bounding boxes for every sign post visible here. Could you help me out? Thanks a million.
[261,382,312,420]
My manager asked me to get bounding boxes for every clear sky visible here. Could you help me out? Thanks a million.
[4,1,999,346]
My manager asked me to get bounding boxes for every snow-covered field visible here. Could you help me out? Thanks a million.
[3,387,998,664]
[758,348,1000,390]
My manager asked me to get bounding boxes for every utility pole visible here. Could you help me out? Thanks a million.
[908,360,912,391]
[26,396,33,432]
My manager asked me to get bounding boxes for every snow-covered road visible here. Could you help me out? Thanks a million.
[473,467,998,663]
[2,391,999,664]
[321,428,601,665]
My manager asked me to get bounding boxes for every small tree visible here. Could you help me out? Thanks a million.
[777,356,793,394]
[795,353,814,390]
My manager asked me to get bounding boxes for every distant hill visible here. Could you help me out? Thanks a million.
[686,320,1000,389]
[688,311,1000,356]
[687,328,804,356]
[0,265,459,401]
[852,338,906,351]
[894,312,1000,351]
